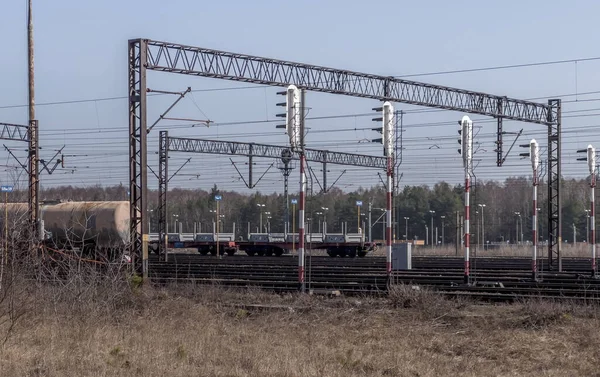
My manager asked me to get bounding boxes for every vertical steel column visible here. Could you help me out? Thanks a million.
[248,144,253,188]
[322,152,327,192]
[496,99,503,167]
[547,99,562,271]
[128,39,149,278]
[158,131,168,261]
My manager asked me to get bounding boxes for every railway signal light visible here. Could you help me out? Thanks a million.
[276,85,302,151]
[371,102,395,156]
[458,116,473,170]
[519,139,539,170]
[577,144,596,175]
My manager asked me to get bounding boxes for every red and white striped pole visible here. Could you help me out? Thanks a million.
[382,102,394,276]
[283,84,305,291]
[386,156,393,275]
[532,176,538,279]
[530,139,539,281]
[588,145,596,276]
[464,175,470,283]
[298,153,306,291]
[460,116,473,284]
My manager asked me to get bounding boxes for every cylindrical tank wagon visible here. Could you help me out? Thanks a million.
[1,201,130,256]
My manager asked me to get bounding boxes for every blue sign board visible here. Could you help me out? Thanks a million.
[291,199,298,204]
[215,195,222,201]
[1,186,13,193]
[356,200,363,206]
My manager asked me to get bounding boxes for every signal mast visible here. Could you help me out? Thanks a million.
[458,116,473,284]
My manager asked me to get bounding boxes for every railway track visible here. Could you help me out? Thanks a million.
[149,254,600,301]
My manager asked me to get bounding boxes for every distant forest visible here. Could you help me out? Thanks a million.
[7,176,594,244]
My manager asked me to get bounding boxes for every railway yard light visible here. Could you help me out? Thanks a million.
[257,203,266,233]
[578,144,597,276]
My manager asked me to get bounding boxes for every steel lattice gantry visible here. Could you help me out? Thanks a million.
[129,38,562,276]
[0,121,38,241]
[156,132,388,259]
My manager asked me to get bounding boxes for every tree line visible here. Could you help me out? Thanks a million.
[13,176,593,244]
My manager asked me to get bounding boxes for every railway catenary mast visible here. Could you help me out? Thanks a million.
[128,38,562,279]
[530,139,540,280]
[459,116,473,284]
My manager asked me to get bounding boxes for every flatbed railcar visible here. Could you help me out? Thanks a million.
[150,232,375,258]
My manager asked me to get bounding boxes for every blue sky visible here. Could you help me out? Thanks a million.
[1,0,599,192]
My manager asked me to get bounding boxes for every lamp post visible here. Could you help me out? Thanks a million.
[356,200,363,233]
[429,210,435,247]
[257,203,265,233]
[478,204,486,250]
[514,212,521,244]
[404,217,409,241]
[585,209,591,244]
[321,207,329,234]
[316,211,323,233]
[264,211,271,232]
[172,214,179,234]
[440,215,446,246]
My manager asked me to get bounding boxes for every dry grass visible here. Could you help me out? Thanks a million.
[2,278,600,377]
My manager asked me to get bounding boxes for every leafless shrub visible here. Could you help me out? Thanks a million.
[387,284,467,320]
[516,298,600,329]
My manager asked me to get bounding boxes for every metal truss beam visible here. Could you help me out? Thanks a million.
[167,136,387,169]
[158,131,168,261]
[128,40,149,278]
[547,99,561,270]
[144,39,551,124]
[0,122,29,142]
[129,38,562,274]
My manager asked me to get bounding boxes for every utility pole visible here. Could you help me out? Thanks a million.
[429,210,435,247]
[27,0,40,248]
[440,215,445,246]
[577,144,597,276]
[368,201,373,243]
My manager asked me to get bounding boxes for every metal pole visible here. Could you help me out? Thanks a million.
[216,200,220,258]
[292,203,296,254]
[465,175,471,283]
[573,223,576,246]
[27,0,40,247]
[404,217,408,241]
[481,206,485,250]
[368,202,372,243]
[386,156,393,276]
[441,217,445,246]
[357,204,360,233]
[430,215,434,247]
[533,177,538,279]
[591,173,596,276]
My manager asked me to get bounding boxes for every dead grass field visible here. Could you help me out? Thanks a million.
[2,280,600,377]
